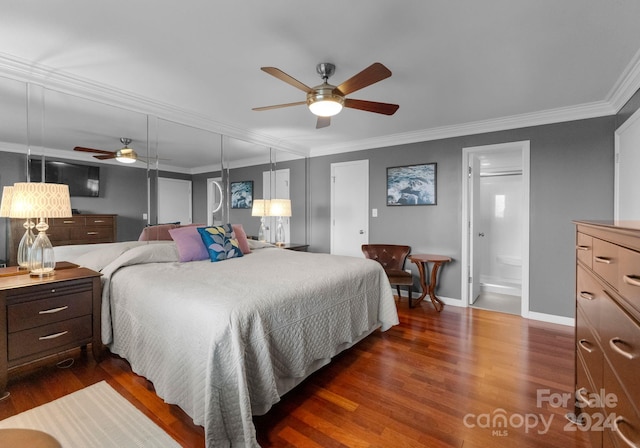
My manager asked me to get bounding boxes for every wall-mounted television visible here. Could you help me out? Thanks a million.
[29,158,100,197]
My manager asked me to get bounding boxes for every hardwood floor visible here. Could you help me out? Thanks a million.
[0,300,589,448]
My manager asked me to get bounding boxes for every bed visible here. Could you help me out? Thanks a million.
[54,239,398,447]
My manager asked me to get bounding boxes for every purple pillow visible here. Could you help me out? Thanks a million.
[168,226,208,262]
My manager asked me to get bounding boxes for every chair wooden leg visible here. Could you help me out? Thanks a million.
[396,286,401,300]
[408,286,413,308]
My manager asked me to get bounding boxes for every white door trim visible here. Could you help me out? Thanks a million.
[461,141,530,317]
[614,105,640,220]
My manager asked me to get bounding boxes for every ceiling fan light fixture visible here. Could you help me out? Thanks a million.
[115,148,137,163]
[307,85,344,117]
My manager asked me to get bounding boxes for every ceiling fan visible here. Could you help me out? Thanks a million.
[253,62,399,129]
[74,138,160,164]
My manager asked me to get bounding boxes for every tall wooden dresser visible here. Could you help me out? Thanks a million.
[574,221,640,447]
[9,214,117,266]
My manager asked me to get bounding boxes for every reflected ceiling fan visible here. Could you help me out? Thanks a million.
[253,62,399,128]
[74,138,165,164]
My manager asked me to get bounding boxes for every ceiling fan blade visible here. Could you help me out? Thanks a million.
[316,116,331,129]
[74,146,114,155]
[336,63,392,96]
[344,98,399,115]
[94,154,116,160]
[252,101,306,111]
[260,67,312,93]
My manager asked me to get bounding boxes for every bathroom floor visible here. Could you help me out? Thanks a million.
[472,291,521,315]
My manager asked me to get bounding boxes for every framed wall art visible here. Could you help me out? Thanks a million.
[230,180,253,209]
[387,163,437,206]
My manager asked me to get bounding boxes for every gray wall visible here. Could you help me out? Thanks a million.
[0,152,149,260]
[309,116,616,318]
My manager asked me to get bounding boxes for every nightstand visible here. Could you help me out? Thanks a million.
[0,266,102,398]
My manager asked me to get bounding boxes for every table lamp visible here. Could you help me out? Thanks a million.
[9,182,72,277]
[251,199,270,242]
[0,185,36,271]
[268,198,291,246]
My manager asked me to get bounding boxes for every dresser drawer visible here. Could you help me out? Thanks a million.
[70,226,113,241]
[50,217,84,226]
[7,315,92,362]
[618,246,640,316]
[85,216,114,226]
[7,291,92,333]
[593,238,619,290]
[576,307,603,387]
[577,232,593,269]
[575,353,603,448]
[603,362,640,447]
[577,264,604,332]
[600,292,640,406]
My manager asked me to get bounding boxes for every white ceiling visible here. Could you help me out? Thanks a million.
[1,1,640,171]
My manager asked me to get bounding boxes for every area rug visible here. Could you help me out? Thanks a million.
[0,381,181,447]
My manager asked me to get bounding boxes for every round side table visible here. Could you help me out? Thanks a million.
[408,254,452,311]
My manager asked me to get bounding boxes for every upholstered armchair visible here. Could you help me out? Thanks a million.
[361,244,414,307]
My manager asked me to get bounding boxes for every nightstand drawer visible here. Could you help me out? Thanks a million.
[7,291,92,333]
[8,315,92,361]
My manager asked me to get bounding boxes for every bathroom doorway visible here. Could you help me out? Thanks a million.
[461,141,530,316]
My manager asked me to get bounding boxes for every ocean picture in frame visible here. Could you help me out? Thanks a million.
[387,163,437,206]
[231,181,253,209]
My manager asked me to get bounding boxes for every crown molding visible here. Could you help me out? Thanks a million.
[309,100,617,157]
[606,47,640,112]
[0,52,308,158]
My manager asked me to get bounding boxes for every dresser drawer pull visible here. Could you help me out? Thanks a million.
[594,256,612,264]
[623,275,640,287]
[86,232,98,235]
[38,305,69,315]
[579,291,594,301]
[609,337,637,360]
[93,220,105,223]
[576,245,590,251]
[63,220,75,224]
[575,387,591,406]
[613,416,638,448]
[38,331,68,341]
[578,339,594,353]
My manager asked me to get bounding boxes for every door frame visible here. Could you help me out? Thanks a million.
[461,141,530,317]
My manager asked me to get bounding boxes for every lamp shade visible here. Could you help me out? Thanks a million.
[251,199,270,216]
[10,182,72,218]
[269,199,291,217]
[0,186,13,217]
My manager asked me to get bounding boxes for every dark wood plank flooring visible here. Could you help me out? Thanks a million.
[0,300,589,447]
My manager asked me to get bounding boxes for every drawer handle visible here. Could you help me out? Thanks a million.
[623,275,640,288]
[39,331,68,341]
[594,256,612,264]
[576,245,590,251]
[86,232,99,235]
[575,387,590,406]
[63,220,75,224]
[579,291,594,301]
[609,337,637,360]
[93,220,105,223]
[613,416,638,448]
[38,305,69,315]
[578,339,594,353]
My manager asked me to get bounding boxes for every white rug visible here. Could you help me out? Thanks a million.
[0,381,182,448]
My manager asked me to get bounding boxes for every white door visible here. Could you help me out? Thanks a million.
[330,160,369,257]
[262,169,290,244]
[207,177,224,226]
[469,155,482,304]
[158,177,192,224]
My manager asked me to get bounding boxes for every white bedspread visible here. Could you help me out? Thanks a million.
[55,242,398,447]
